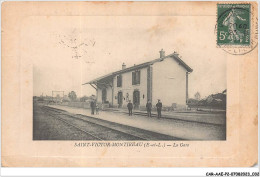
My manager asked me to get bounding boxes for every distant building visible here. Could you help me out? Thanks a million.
[83,49,193,109]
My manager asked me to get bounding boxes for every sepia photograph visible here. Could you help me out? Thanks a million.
[32,15,227,141]
[2,1,257,168]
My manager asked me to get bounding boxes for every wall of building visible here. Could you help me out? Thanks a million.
[112,67,148,108]
[152,57,187,107]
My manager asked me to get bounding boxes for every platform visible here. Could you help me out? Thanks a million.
[103,107,225,125]
[47,105,226,140]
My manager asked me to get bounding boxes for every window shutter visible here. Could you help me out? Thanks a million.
[132,72,135,85]
[137,91,140,104]
[120,76,121,86]
[137,71,140,84]
[117,75,122,87]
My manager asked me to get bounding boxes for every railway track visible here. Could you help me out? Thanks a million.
[43,107,145,140]
[42,106,182,140]
[45,112,104,140]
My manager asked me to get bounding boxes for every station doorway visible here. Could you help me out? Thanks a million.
[117,91,123,108]
[133,90,140,109]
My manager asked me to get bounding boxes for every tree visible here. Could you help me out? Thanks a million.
[80,96,89,102]
[68,91,77,101]
[194,92,201,101]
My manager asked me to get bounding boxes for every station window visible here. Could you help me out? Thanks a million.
[117,75,122,87]
[132,70,140,85]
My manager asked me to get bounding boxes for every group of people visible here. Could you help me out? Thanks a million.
[127,99,163,118]
[90,100,99,115]
[90,99,163,118]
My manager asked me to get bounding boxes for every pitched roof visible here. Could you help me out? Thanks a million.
[83,52,193,85]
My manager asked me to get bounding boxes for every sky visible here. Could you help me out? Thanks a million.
[21,15,226,99]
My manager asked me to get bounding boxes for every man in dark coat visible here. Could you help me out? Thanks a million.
[156,99,162,118]
[90,100,96,115]
[146,99,152,117]
[127,100,133,116]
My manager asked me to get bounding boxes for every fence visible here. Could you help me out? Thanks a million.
[57,102,110,110]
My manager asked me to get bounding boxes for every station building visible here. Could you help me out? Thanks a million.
[83,50,193,109]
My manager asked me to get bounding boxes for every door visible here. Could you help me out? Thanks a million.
[118,91,123,108]
[133,90,140,109]
[102,89,107,103]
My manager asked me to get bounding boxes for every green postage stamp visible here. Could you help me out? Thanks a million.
[217,4,251,46]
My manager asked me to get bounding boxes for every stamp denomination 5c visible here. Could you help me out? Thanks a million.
[217,4,250,46]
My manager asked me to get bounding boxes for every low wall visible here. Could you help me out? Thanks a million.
[58,102,110,110]
[112,104,188,111]
[188,104,226,110]
[58,102,91,109]
[54,101,188,111]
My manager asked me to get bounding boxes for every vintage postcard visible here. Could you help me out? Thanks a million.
[1,1,258,167]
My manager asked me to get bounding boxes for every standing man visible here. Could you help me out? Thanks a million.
[156,99,162,118]
[146,99,152,117]
[127,100,133,116]
[90,100,95,115]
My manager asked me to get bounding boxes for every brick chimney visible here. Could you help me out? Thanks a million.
[159,49,165,58]
[122,63,126,70]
